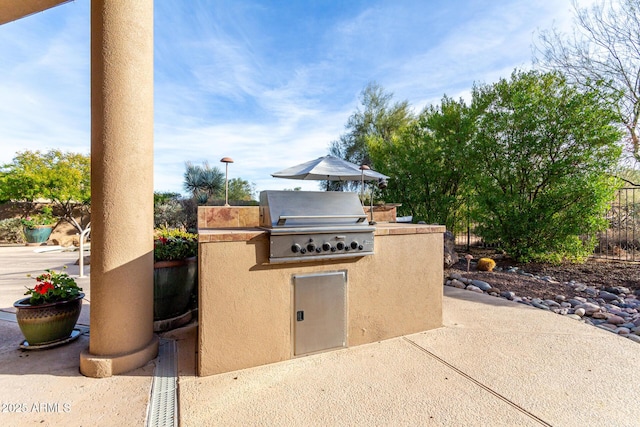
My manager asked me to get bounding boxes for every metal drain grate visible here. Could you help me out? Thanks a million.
[146,338,178,427]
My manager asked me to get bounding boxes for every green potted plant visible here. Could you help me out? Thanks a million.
[13,267,84,346]
[153,227,198,325]
[21,206,57,245]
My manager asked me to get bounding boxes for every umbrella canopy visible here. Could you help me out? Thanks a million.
[271,155,389,181]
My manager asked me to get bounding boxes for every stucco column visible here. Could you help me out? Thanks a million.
[80,0,158,378]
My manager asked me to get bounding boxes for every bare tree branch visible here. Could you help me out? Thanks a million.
[534,0,640,161]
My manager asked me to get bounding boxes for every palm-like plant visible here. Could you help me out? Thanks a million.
[199,166,224,197]
[183,162,224,205]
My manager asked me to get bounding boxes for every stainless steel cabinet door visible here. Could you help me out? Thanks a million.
[293,271,346,356]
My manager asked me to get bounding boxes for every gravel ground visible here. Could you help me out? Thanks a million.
[448,248,640,301]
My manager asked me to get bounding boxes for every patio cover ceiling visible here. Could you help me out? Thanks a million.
[0,0,71,25]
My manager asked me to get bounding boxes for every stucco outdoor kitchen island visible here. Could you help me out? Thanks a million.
[197,208,445,376]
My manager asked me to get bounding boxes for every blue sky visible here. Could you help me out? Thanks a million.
[0,0,587,196]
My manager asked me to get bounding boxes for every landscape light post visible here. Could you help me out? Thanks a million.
[220,157,234,206]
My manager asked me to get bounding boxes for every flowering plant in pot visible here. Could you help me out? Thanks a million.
[13,267,85,346]
[21,206,57,244]
[154,227,198,262]
[153,228,198,324]
[20,206,57,229]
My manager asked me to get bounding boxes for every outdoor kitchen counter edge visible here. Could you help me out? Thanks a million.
[197,224,446,243]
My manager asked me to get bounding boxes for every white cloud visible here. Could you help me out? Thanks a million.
[0,1,90,163]
[1,0,589,196]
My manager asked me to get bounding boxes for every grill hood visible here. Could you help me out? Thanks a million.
[259,190,370,230]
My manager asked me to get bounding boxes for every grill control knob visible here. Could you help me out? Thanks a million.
[291,244,301,253]
[322,242,331,251]
[300,248,307,254]
[350,241,359,250]
[331,247,337,252]
[336,242,345,250]
[307,243,316,252]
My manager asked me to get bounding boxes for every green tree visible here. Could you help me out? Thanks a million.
[154,191,182,206]
[469,70,623,262]
[0,150,47,211]
[1,150,91,233]
[535,0,640,161]
[329,82,413,190]
[227,178,255,201]
[368,96,474,229]
[45,150,91,232]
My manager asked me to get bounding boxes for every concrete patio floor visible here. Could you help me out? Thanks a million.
[1,245,639,426]
[0,246,152,427]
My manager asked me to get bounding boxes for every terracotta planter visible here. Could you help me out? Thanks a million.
[13,293,84,345]
[23,225,53,245]
[154,257,197,321]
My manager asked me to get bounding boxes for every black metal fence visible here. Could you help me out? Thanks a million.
[593,187,640,261]
[454,187,640,261]
[453,228,496,252]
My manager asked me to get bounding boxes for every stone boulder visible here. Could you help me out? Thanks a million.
[74,255,91,265]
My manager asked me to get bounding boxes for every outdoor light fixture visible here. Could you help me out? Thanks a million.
[220,157,234,206]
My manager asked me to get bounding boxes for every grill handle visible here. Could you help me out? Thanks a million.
[276,214,367,226]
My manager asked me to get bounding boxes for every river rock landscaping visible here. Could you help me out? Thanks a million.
[445,253,640,344]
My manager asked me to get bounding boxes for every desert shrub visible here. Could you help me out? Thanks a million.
[154,198,185,229]
[154,193,197,232]
[469,70,622,263]
[0,217,24,243]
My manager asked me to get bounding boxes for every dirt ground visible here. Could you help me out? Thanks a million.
[448,248,640,301]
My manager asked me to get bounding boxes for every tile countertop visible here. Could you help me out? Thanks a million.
[198,224,446,243]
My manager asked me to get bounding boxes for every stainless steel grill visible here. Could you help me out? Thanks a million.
[260,190,375,264]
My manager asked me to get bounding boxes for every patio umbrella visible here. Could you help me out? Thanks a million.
[271,155,389,182]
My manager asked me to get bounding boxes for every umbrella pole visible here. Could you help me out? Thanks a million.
[369,182,374,223]
[360,172,364,205]
[359,164,370,207]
